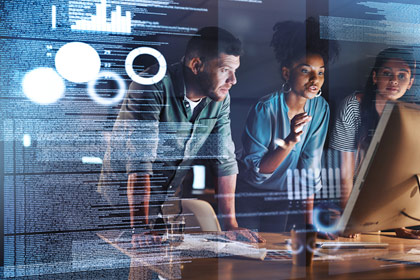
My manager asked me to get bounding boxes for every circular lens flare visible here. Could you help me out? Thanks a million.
[22,67,65,104]
[55,42,101,83]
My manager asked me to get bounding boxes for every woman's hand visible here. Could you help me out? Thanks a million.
[286,112,312,144]
[260,112,311,173]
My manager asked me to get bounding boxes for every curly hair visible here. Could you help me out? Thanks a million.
[270,17,339,71]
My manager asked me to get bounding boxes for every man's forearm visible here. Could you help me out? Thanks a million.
[127,173,151,228]
[215,173,265,243]
[216,174,238,230]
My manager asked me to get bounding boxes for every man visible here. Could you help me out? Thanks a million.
[102,27,262,247]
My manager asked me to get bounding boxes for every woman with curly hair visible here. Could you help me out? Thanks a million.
[236,18,339,233]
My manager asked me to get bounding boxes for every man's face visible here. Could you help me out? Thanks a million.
[197,53,240,102]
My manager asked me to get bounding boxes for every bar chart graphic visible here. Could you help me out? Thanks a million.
[70,0,131,34]
[286,168,341,200]
[52,5,56,29]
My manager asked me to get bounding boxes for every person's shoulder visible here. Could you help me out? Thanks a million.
[339,92,362,115]
[130,62,183,99]
[256,91,281,107]
[251,91,281,113]
[166,62,182,78]
[158,62,181,87]
[259,91,280,102]
[336,92,362,121]
[342,92,362,106]
[134,62,180,87]
[242,91,279,120]
[128,63,169,91]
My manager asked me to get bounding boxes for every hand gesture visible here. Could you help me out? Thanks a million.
[286,112,312,144]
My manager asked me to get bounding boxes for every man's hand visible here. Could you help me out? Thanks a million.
[223,226,265,243]
[395,227,420,239]
[131,232,163,249]
[215,175,265,243]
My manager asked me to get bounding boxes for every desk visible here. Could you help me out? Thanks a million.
[99,231,420,280]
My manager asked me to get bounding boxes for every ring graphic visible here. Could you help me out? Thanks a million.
[125,47,167,85]
[313,204,340,234]
[306,236,317,253]
[288,243,304,255]
[87,71,126,106]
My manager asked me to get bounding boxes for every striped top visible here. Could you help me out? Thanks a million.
[329,93,361,152]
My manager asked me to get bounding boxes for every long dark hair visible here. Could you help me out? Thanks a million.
[359,47,416,152]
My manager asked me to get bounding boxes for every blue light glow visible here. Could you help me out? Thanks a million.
[192,165,206,189]
[82,157,103,164]
[55,42,101,83]
[23,134,31,147]
[312,204,340,234]
[22,67,65,104]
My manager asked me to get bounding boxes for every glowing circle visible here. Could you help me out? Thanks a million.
[287,243,304,255]
[306,237,317,254]
[55,42,101,83]
[87,71,126,106]
[312,205,340,234]
[22,67,65,104]
[125,47,167,85]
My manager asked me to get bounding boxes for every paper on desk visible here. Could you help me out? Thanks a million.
[408,248,420,254]
[264,249,343,261]
[177,234,267,260]
[285,239,388,249]
[375,248,420,265]
[318,242,388,249]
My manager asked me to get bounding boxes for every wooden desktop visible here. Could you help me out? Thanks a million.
[99,231,420,280]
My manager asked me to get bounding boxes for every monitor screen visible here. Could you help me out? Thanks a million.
[338,101,420,235]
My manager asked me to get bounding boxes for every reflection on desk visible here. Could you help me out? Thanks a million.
[98,231,420,280]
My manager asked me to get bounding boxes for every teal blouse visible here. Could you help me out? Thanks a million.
[238,91,329,194]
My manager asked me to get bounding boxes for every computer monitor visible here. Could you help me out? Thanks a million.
[337,101,420,235]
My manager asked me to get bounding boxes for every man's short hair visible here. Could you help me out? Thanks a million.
[185,26,243,63]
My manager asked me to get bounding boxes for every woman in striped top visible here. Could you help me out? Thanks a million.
[330,47,418,238]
